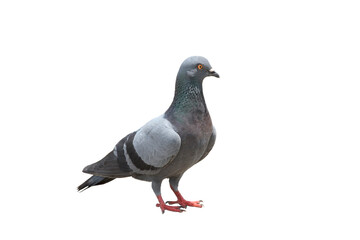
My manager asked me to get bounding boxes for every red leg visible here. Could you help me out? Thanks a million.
[167,186,203,208]
[156,195,185,214]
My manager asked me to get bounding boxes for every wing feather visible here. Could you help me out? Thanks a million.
[129,115,181,172]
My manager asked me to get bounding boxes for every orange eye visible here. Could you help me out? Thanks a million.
[197,64,203,70]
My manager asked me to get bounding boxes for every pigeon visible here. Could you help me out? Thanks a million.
[78,56,219,213]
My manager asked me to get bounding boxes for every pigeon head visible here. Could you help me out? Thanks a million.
[167,56,219,115]
[177,56,220,82]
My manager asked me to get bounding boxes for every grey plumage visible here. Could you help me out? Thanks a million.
[78,56,219,213]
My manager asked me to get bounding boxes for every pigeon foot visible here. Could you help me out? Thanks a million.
[167,190,203,208]
[156,195,185,213]
[167,199,203,208]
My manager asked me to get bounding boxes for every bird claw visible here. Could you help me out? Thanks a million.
[156,203,186,213]
[156,192,203,213]
[166,199,203,208]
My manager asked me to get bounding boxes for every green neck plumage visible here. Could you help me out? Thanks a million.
[165,76,208,117]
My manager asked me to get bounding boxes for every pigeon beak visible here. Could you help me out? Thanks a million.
[208,69,220,78]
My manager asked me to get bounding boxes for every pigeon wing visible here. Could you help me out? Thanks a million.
[122,115,181,175]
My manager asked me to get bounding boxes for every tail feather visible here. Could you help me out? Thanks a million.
[77,176,115,192]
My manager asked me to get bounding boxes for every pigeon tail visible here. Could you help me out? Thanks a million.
[77,175,115,192]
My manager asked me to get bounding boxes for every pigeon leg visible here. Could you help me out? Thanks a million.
[167,177,203,208]
[152,180,184,213]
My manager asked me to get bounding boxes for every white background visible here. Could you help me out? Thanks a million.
[1,0,359,239]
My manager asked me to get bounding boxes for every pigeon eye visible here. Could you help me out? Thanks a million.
[197,64,203,70]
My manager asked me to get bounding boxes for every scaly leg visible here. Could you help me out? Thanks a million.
[152,180,185,213]
[167,176,203,208]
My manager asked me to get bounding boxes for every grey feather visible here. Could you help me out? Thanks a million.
[133,115,181,168]
[198,126,217,162]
